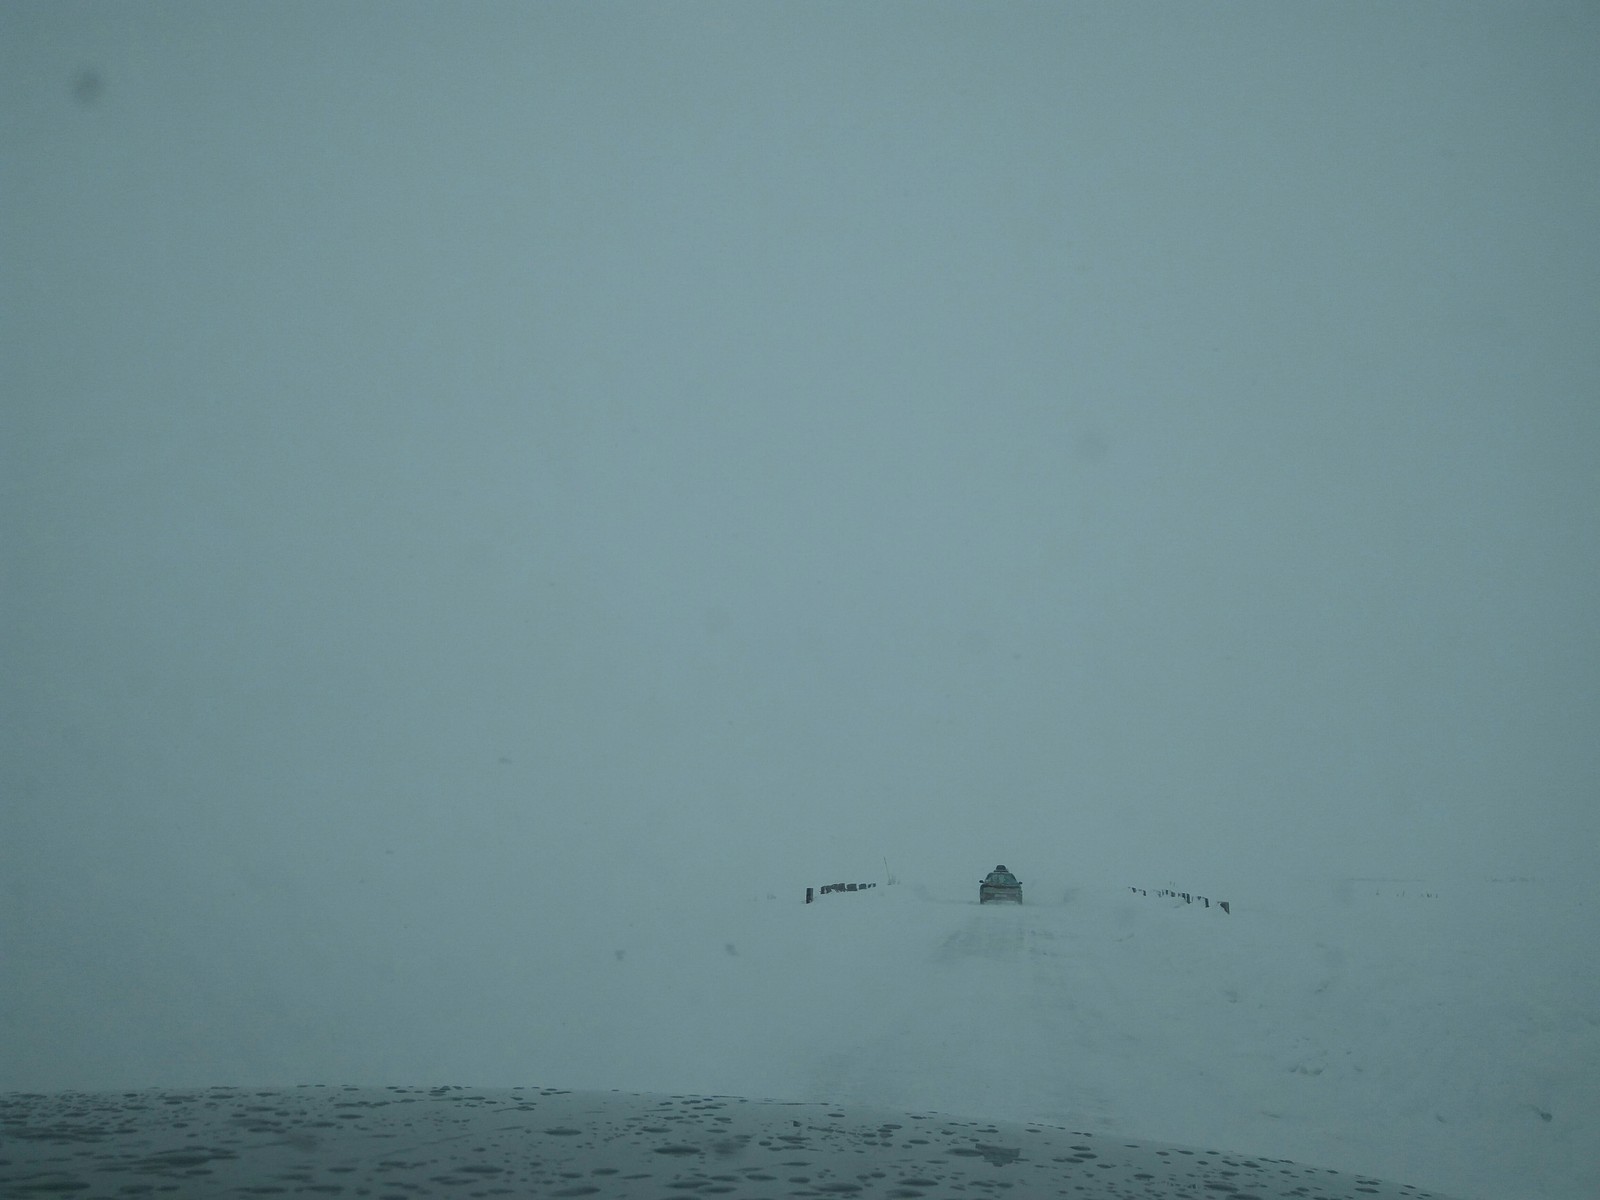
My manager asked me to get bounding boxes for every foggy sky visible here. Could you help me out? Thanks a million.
[4,2,1598,1090]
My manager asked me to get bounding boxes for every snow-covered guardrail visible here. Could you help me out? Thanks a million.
[1130,885,1230,914]
[806,882,877,903]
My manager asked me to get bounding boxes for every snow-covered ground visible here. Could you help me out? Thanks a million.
[525,869,1595,1200]
[5,868,1592,1200]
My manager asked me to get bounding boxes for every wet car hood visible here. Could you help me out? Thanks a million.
[0,1085,1464,1199]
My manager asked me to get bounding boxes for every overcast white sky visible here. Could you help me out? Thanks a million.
[3,2,1598,1094]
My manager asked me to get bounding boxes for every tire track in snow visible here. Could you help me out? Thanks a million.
[809,900,1121,1128]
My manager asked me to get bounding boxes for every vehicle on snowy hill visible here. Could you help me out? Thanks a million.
[979,865,1022,904]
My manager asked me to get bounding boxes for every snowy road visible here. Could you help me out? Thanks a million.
[742,878,1596,1200]
[812,903,1126,1126]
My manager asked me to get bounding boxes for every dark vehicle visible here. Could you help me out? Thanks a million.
[979,864,1022,904]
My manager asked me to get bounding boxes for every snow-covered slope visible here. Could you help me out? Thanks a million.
[4,873,1590,1199]
[524,872,1592,1200]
